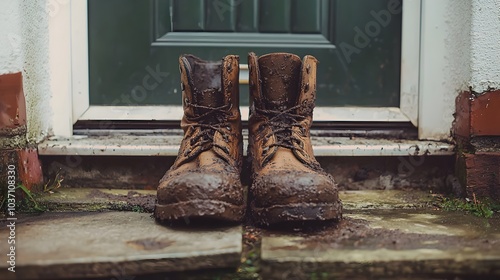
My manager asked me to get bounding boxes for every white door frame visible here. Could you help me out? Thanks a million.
[52,0,444,140]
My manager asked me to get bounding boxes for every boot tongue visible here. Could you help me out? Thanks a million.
[258,53,302,110]
[195,88,224,115]
[187,57,224,115]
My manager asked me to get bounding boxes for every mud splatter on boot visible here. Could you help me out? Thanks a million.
[247,52,342,226]
[155,55,245,223]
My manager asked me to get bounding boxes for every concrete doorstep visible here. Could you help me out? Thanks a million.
[0,212,242,280]
[261,210,500,279]
[1,189,499,279]
[34,188,436,213]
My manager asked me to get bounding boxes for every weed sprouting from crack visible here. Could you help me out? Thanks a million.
[43,170,64,193]
[437,194,499,218]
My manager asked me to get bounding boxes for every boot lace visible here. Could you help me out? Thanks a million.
[183,101,232,160]
[256,104,307,154]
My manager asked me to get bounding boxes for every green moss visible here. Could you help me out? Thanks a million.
[131,205,146,213]
[309,272,330,280]
[440,197,495,218]
[1,184,46,213]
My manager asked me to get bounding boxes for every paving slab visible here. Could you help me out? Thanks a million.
[339,190,434,210]
[261,210,500,279]
[37,188,157,212]
[0,212,242,280]
[36,188,435,213]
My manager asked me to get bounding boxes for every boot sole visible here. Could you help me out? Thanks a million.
[250,201,342,226]
[155,199,245,222]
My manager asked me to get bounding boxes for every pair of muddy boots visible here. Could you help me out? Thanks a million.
[155,53,342,226]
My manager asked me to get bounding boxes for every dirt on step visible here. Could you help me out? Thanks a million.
[270,217,500,251]
[87,189,156,212]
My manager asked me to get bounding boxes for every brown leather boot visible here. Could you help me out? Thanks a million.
[155,54,245,222]
[247,52,342,226]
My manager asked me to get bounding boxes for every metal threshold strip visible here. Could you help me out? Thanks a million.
[38,135,454,157]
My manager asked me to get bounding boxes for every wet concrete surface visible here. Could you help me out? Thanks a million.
[261,210,500,279]
[36,188,436,213]
[5,189,500,279]
[0,212,242,280]
[37,188,157,212]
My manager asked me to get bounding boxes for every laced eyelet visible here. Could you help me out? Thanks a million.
[300,127,306,135]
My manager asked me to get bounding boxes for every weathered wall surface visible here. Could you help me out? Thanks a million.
[0,0,23,74]
[418,0,472,140]
[453,0,500,201]
[0,0,52,143]
[470,0,500,93]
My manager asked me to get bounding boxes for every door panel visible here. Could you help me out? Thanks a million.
[88,0,402,108]
[291,0,322,33]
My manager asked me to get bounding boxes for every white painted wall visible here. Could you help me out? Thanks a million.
[0,0,52,142]
[470,0,500,93]
[419,0,472,140]
[0,0,23,74]
[419,0,500,140]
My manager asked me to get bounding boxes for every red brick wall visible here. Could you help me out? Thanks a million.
[454,90,500,200]
[0,72,26,132]
[0,72,43,190]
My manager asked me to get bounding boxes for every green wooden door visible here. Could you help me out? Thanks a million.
[88,0,402,108]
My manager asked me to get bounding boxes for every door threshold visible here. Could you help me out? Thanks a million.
[38,135,454,157]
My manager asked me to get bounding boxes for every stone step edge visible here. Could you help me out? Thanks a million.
[32,188,436,213]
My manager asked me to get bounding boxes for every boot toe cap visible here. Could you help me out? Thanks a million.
[157,171,244,206]
[251,170,339,208]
